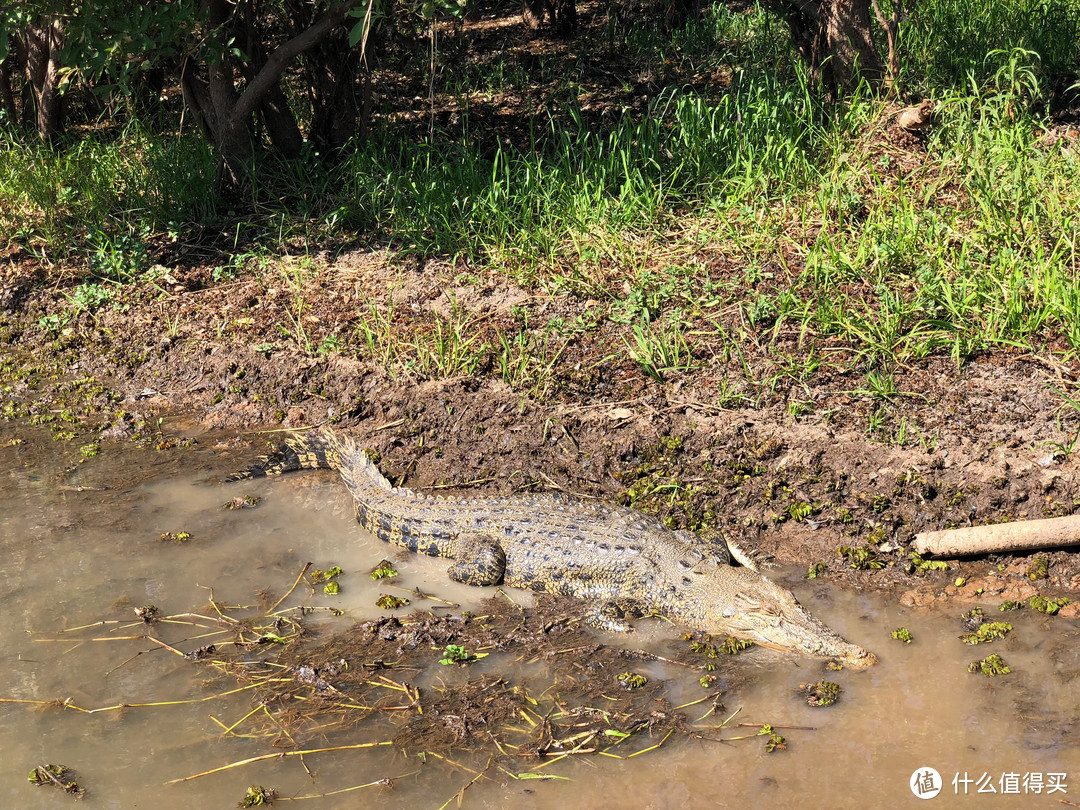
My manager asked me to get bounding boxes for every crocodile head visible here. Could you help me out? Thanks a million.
[684,566,877,669]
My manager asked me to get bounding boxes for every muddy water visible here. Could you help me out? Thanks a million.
[1,422,1078,808]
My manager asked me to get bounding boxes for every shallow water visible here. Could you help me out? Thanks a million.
[1,421,1078,808]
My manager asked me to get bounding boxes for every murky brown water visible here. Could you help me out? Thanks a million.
[2,420,1078,808]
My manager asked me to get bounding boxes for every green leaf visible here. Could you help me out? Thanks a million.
[348,19,367,48]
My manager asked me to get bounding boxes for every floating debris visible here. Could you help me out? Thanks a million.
[310,566,343,595]
[999,600,1024,611]
[959,606,984,631]
[960,622,1012,645]
[799,682,838,708]
[155,437,197,452]
[159,531,192,543]
[370,560,399,580]
[183,644,217,662]
[759,725,787,753]
[311,566,343,584]
[891,627,913,644]
[439,644,487,666]
[376,595,410,610]
[223,495,262,510]
[239,784,278,807]
[807,562,826,579]
[798,680,841,707]
[968,654,1011,677]
[617,672,648,689]
[27,763,83,796]
[134,604,160,623]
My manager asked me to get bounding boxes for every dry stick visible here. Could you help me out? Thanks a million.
[165,741,394,784]
[36,635,144,643]
[218,705,264,736]
[104,647,161,677]
[913,514,1080,556]
[33,764,74,791]
[371,418,405,432]
[277,771,420,801]
[146,636,187,657]
[268,562,314,614]
[436,757,494,810]
[672,692,720,711]
[0,697,89,712]
[736,722,816,731]
[627,729,675,757]
[62,620,123,632]
[85,680,293,714]
[0,680,285,715]
[389,585,458,607]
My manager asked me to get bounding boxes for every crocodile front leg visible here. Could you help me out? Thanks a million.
[690,529,768,572]
[446,534,507,586]
[584,598,647,632]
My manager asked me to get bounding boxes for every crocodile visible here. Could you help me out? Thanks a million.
[231,427,877,669]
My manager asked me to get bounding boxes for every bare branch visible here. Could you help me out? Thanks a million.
[229,0,363,129]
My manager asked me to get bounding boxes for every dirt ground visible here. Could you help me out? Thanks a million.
[3,244,1080,611]
[5,242,1080,773]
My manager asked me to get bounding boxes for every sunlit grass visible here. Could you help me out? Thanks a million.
[0,0,1078,418]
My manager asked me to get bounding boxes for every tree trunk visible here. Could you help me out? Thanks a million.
[770,0,885,92]
[289,0,365,157]
[307,50,363,156]
[551,0,577,37]
[664,0,700,31]
[240,3,304,160]
[22,18,65,141]
[522,0,545,31]
[179,56,217,142]
[0,61,17,121]
[522,0,576,36]
[178,0,362,183]
[870,0,905,89]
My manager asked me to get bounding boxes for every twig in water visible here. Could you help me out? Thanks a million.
[268,562,314,614]
[436,756,494,810]
[166,741,394,784]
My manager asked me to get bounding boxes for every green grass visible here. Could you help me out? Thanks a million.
[0,122,217,254]
[2,0,1079,415]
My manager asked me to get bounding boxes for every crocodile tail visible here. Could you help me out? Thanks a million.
[227,428,393,492]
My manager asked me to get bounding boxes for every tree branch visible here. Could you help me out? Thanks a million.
[229,0,362,129]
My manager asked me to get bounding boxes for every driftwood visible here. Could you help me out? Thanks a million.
[913,514,1080,557]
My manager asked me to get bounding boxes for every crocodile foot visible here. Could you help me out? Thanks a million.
[584,598,646,633]
[446,534,507,586]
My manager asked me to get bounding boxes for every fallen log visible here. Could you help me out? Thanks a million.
[913,514,1080,557]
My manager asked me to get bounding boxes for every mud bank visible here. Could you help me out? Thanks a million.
[3,250,1080,602]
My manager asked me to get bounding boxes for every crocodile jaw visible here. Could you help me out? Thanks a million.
[741,608,878,670]
[693,569,878,668]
